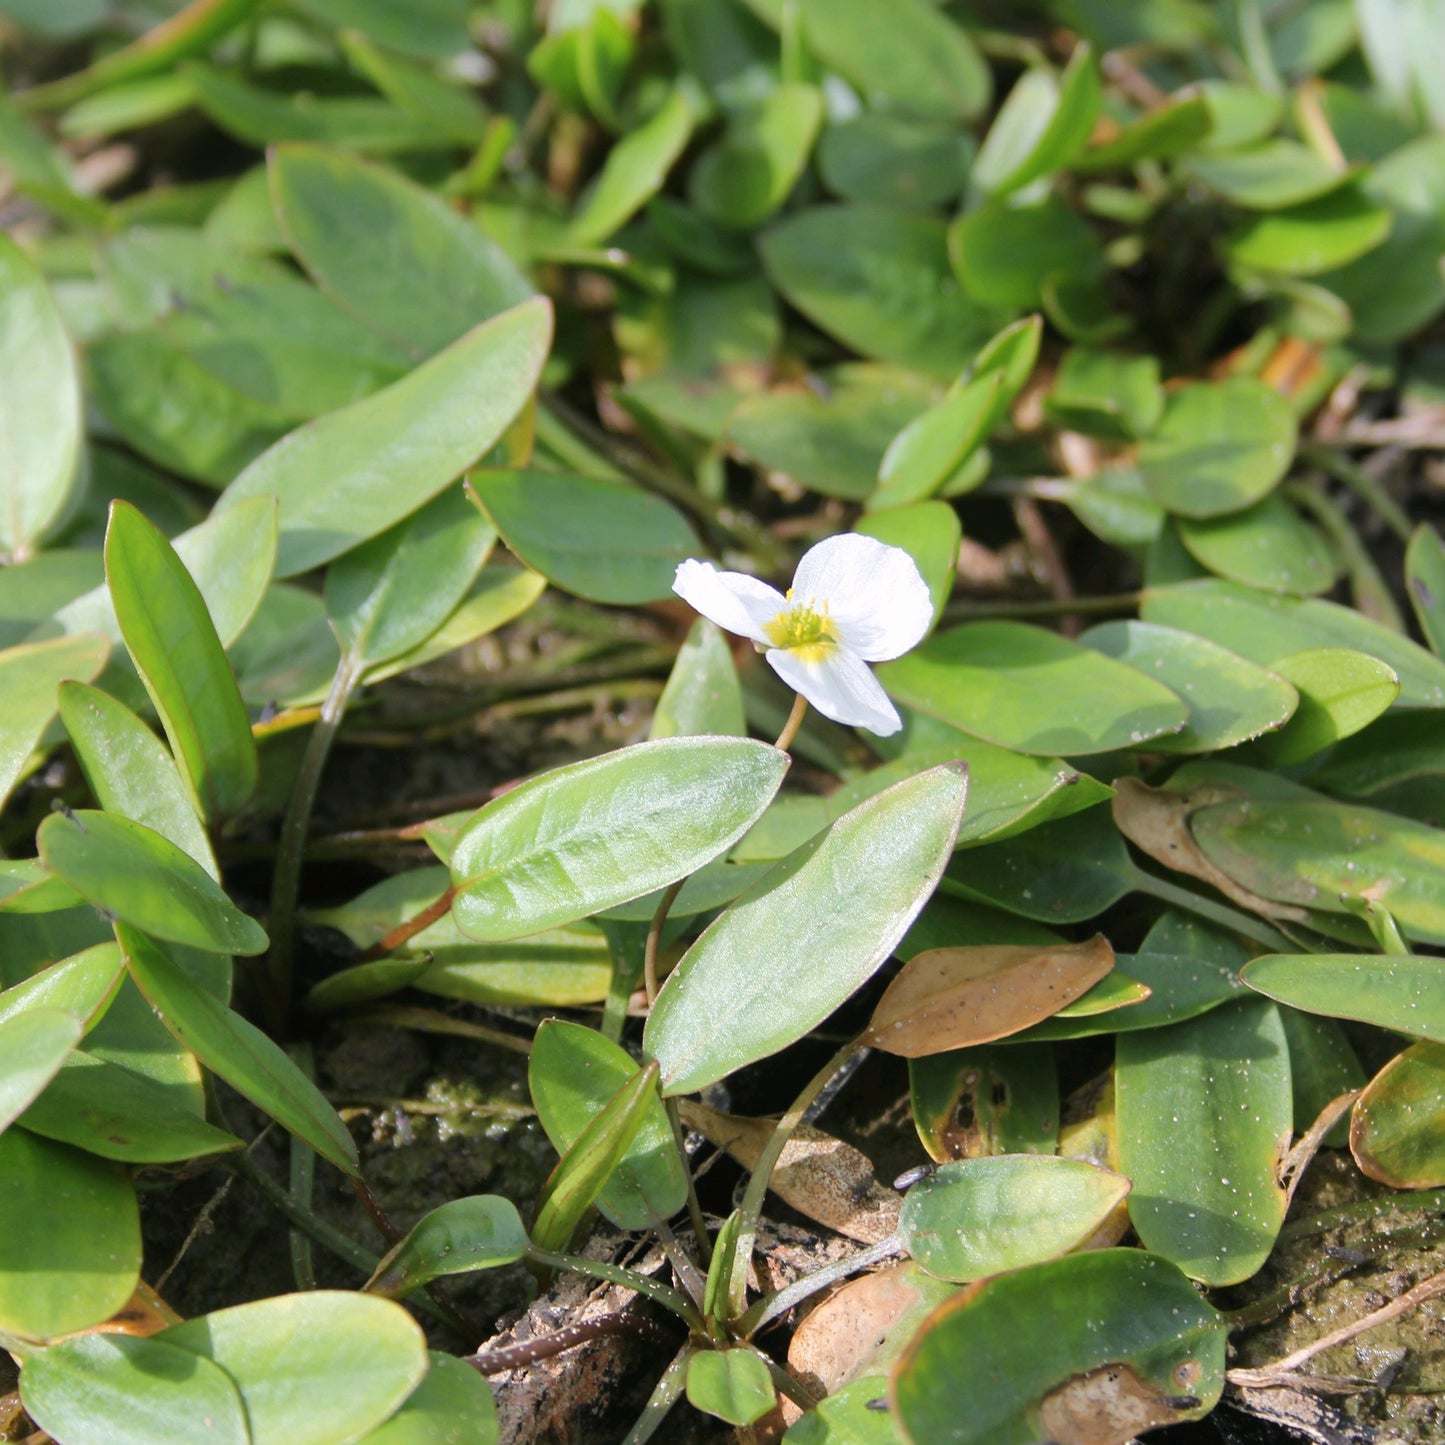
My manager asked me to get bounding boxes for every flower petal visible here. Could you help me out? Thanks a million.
[673,560,784,644]
[767,646,903,736]
[789,534,933,661]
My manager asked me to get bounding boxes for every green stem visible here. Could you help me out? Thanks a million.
[526,1247,704,1330]
[1301,442,1413,544]
[288,1043,318,1292]
[665,1095,712,1271]
[265,652,364,1031]
[1130,867,1295,952]
[1279,1188,1445,1242]
[1287,480,1406,633]
[726,1035,865,1321]
[620,1343,693,1445]
[644,879,685,1007]
[738,1235,903,1339]
[773,693,809,752]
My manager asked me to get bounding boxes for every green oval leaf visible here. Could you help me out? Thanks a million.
[365,1196,529,1297]
[1117,997,1291,1285]
[450,736,787,941]
[105,501,257,822]
[1176,493,1336,595]
[0,1007,83,1136]
[218,296,552,577]
[530,1019,688,1230]
[118,925,358,1175]
[1229,183,1393,276]
[471,469,698,604]
[760,207,998,380]
[326,484,497,669]
[361,1352,500,1445]
[0,233,81,560]
[899,1155,1130,1281]
[0,1128,140,1342]
[38,812,266,956]
[271,143,531,359]
[160,1291,428,1445]
[1077,620,1298,753]
[22,1333,249,1445]
[58,681,217,878]
[949,197,1100,312]
[0,632,109,812]
[1138,378,1298,519]
[19,1050,241,1162]
[1252,647,1399,765]
[1242,952,1445,1042]
[646,763,967,1096]
[880,621,1187,756]
[891,1250,1225,1444]
[686,1350,776,1428]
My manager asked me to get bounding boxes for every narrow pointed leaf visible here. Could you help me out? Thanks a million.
[118,925,358,1175]
[650,619,745,738]
[0,633,108,811]
[105,501,256,821]
[0,1008,83,1136]
[219,296,552,576]
[1242,953,1445,1042]
[0,943,125,1030]
[39,812,266,956]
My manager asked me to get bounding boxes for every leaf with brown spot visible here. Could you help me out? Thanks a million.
[679,1101,900,1244]
[1110,776,1309,924]
[865,935,1115,1057]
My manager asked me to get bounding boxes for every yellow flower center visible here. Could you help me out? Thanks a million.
[763,594,838,663]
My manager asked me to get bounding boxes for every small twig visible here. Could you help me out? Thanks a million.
[1228,1266,1445,1388]
[1280,1091,1360,1213]
[154,1172,236,1294]
[360,884,457,963]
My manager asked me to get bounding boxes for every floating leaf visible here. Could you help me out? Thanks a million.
[647,765,967,1095]
[1138,378,1297,519]
[451,737,787,941]
[899,1155,1130,1281]
[471,470,698,603]
[530,1019,687,1230]
[1350,1041,1445,1189]
[866,936,1115,1057]
[218,297,552,577]
[119,926,358,1175]
[880,621,1186,756]
[0,233,82,560]
[1117,998,1291,1285]
[105,502,257,822]
[892,1250,1224,1444]
[366,1196,529,1297]
[0,1128,140,1342]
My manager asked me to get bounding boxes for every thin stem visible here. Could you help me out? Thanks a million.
[620,1343,693,1445]
[360,884,457,962]
[288,1044,318,1292]
[1301,442,1413,544]
[526,1247,704,1330]
[1129,867,1295,952]
[265,652,364,1031]
[1280,1187,1445,1242]
[738,1235,904,1338]
[940,591,1143,624]
[726,1036,865,1321]
[665,1096,712,1270]
[643,879,685,1006]
[1287,480,1406,632]
[773,693,809,752]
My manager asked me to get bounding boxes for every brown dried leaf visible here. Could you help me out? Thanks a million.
[865,936,1116,1057]
[1039,1362,1203,1445]
[678,1101,900,1244]
[1110,777,1308,923]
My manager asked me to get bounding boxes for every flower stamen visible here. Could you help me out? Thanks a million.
[763,598,837,663]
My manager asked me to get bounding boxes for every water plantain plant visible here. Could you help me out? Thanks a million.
[3,0,1445,1441]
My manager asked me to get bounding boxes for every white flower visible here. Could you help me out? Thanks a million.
[673,533,932,737]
